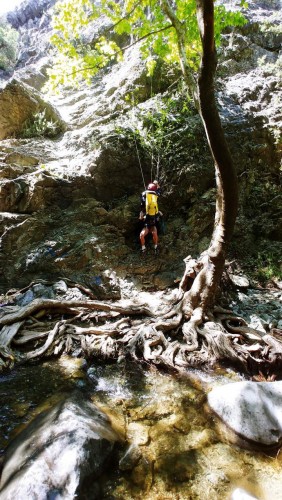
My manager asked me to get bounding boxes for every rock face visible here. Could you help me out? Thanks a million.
[7,0,56,29]
[208,381,282,447]
[0,197,135,294]
[0,392,122,499]
[0,79,65,140]
[0,0,281,293]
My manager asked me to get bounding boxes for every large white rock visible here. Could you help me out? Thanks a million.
[231,488,259,500]
[208,381,282,446]
[0,392,122,499]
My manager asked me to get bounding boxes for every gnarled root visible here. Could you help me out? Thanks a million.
[126,325,168,363]
[182,307,203,351]
[0,282,281,377]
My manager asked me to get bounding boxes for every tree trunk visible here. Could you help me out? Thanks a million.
[163,0,238,316]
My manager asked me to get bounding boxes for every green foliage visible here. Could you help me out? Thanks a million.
[213,4,247,45]
[135,90,196,180]
[242,242,282,285]
[255,250,282,284]
[44,0,121,92]
[21,109,61,138]
[45,0,247,93]
[0,20,18,71]
[242,173,282,242]
[114,85,210,192]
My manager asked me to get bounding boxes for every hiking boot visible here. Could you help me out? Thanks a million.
[141,247,147,257]
[154,246,159,255]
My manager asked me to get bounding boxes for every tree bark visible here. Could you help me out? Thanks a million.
[196,0,238,243]
[187,0,238,312]
[163,0,238,315]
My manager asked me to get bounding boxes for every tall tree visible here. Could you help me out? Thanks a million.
[1,1,280,375]
[29,0,263,371]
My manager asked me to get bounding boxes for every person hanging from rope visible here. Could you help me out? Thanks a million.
[140,180,161,213]
[139,180,163,254]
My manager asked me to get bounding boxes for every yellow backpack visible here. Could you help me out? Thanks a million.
[146,191,158,216]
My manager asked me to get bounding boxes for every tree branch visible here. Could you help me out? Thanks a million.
[65,24,172,78]
[102,0,143,35]
[160,0,197,103]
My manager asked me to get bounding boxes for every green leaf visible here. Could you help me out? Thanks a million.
[46,0,247,93]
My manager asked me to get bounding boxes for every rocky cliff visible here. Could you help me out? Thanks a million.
[0,0,281,294]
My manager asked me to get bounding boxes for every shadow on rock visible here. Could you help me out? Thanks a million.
[0,391,123,499]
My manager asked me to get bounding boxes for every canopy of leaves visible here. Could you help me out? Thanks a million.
[45,0,247,93]
[0,20,18,71]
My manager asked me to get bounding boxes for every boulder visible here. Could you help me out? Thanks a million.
[208,381,282,447]
[4,151,39,167]
[229,273,250,289]
[0,79,65,140]
[119,443,142,471]
[0,173,99,213]
[0,392,122,499]
[231,488,259,500]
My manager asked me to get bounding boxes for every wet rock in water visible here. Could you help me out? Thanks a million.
[127,421,150,446]
[231,487,259,500]
[0,392,122,499]
[208,381,282,447]
[119,443,142,471]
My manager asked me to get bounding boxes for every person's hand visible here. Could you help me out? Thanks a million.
[139,211,145,220]
[158,211,163,217]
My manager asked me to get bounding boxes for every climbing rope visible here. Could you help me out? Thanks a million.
[130,89,146,190]
[150,49,154,184]
[133,133,146,190]
[130,57,161,190]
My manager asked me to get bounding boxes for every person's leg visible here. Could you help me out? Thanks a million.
[151,226,158,248]
[140,227,149,250]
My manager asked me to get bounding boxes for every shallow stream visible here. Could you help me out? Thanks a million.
[1,357,282,499]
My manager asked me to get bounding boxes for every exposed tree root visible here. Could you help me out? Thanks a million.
[0,298,155,326]
[0,281,281,377]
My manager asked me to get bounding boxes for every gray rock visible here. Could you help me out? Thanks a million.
[208,381,282,446]
[0,79,65,140]
[7,0,56,28]
[15,288,34,306]
[0,392,122,499]
[32,283,55,299]
[248,314,267,334]
[52,279,68,294]
[119,443,142,471]
[229,274,250,289]
[231,488,259,500]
